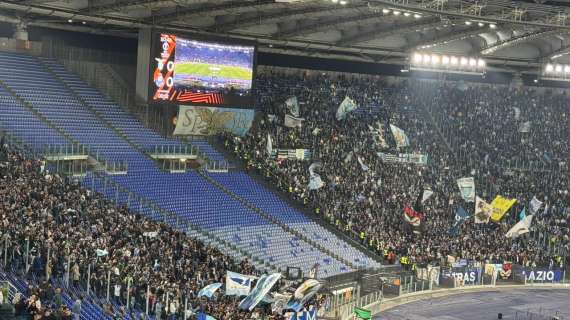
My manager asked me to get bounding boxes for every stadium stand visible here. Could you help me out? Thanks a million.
[0,51,379,281]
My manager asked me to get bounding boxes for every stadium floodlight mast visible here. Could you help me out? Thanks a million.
[410,52,486,75]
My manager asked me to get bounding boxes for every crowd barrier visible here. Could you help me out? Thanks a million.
[328,263,569,320]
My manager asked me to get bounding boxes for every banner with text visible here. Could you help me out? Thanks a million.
[173,105,254,136]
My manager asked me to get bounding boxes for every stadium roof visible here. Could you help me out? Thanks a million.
[4,0,570,71]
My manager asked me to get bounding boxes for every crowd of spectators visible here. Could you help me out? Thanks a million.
[0,143,288,319]
[222,68,569,270]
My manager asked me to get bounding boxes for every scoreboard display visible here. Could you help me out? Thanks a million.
[150,33,256,108]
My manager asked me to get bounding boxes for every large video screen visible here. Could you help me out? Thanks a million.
[151,33,255,107]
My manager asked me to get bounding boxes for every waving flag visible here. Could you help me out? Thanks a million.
[197,313,216,320]
[357,156,369,171]
[239,273,282,311]
[226,271,254,296]
[389,124,410,148]
[368,121,389,149]
[519,207,527,221]
[421,189,434,203]
[490,195,517,222]
[456,177,475,202]
[266,134,273,156]
[449,206,470,236]
[284,114,305,128]
[519,121,531,133]
[336,96,358,120]
[529,196,543,214]
[286,279,323,312]
[475,196,493,223]
[308,162,325,190]
[513,106,521,120]
[506,215,534,238]
[198,283,222,299]
[271,292,291,314]
[285,96,300,117]
[354,306,372,319]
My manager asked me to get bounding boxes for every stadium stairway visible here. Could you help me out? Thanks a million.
[205,171,383,270]
[197,170,360,271]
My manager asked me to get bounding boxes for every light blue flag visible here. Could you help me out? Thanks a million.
[239,273,282,311]
[197,313,216,320]
[519,207,526,221]
[308,162,324,190]
[197,283,222,299]
[336,96,358,120]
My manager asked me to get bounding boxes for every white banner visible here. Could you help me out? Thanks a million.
[377,152,428,165]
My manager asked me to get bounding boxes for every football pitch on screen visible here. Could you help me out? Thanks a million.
[175,62,252,80]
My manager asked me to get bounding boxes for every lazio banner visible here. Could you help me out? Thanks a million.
[490,195,517,222]
[173,105,254,136]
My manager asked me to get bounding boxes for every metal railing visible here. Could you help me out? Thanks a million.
[83,173,264,269]
[205,160,230,172]
[333,291,383,320]
[43,143,88,158]
[151,144,198,157]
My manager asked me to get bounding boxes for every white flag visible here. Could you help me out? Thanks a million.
[285,96,300,117]
[284,114,304,128]
[513,107,521,120]
[529,196,543,214]
[475,196,493,223]
[519,121,531,133]
[308,162,324,190]
[421,189,434,203]
[456,177,475,202]
[357,156,369,171]
[506,214,534,238]
[336,96,358,120]
[266,134,273,156]
[389,124,410,148]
